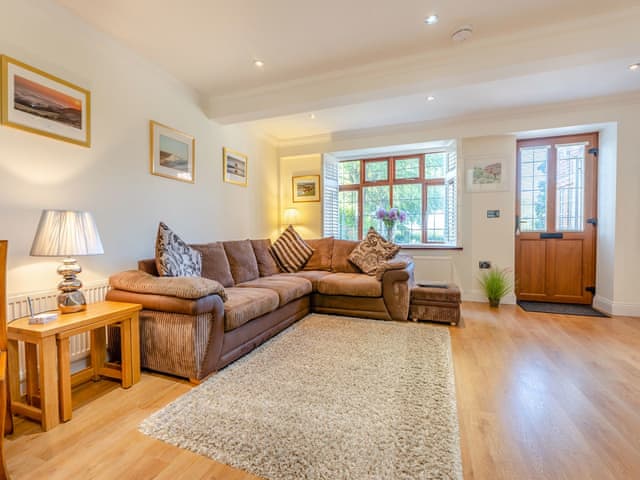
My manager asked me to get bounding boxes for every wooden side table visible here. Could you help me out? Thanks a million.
[7,301,142,431]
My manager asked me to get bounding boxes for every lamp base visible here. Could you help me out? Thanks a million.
[58,290,87,314]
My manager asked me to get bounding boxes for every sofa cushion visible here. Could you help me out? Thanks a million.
[237,274,312,307]
[290,270,333,291]
[191,242,235,287]
[317,273,382,298]
[223,240,260,284]
[330,239,361,273]
[109,270,227,301]
[270,225,314,273]
[303,237,334,271]
[348,227,401,275]
[155,222,202,277]
[251,239,281,277]
[223,287,280,331]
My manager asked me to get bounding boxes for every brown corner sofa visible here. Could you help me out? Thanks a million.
[106,237,414,382]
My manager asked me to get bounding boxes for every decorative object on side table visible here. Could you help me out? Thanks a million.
[478,267,513,307]
[375,207,407,241]
[0,55,91,147]
[223,147,248,186]
[150,120,195,183]
[30,209,104,313]
[292,175,320,203]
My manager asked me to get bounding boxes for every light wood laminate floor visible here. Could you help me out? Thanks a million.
[5,303,640,479]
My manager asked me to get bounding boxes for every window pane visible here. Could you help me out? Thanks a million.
[425,152,446,179]
[556,144,585,232]
[519,146,548,232]
[339,161,360,185]
[338,190,359,240]
[395,157,420,179]
[426,184,445,241]
[363,185,390,236]
[393,183,422,244]
[365,160,388,182]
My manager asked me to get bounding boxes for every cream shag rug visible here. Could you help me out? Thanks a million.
[140,314,462,480]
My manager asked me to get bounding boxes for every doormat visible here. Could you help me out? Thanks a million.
[517,301,607,317]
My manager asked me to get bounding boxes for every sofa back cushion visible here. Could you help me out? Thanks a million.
[303,237,334,271]
[331,239,361,273]
[223,240,260,284]
[191,242,235,287]
[251,239,281,277]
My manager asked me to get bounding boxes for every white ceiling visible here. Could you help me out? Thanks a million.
[55,0,640,141]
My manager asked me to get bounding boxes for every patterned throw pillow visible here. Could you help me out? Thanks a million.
[348,227,401,275]
[155,222,202,277]
[270,225,314,273]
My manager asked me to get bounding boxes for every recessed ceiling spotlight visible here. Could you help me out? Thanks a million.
[451,25,473,42]
[426,95,436,102]
[309,113,316,120]
[254,59,265,68]
[424,14,439,25]
[629,63,640,71]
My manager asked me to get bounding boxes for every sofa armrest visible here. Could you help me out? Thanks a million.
[109,270,227,301]
[381,259,414,322]
[375,254,413,281]
[106,289,223,316]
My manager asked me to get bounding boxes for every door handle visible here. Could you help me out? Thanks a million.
[540,233,563,239]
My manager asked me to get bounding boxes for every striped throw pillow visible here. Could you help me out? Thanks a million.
[270,225,314,273]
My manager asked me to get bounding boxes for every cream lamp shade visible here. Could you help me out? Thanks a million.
[30,210,104,257]
[30,209,104,313]
[283,208,299,225]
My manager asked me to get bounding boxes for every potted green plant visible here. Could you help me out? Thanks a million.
[478,267,513,307]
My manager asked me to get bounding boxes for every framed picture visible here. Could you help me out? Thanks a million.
[0,55,91,147]
[149,120,195,183]
[223,148,248,186]
[292,175,321,203]
[465,156,508,192]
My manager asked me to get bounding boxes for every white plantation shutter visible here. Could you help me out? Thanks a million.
[322,153,339,237]
[445,151,458,245]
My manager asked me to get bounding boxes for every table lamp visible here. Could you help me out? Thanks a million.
[283,208,299,226]
[30,210,104,314]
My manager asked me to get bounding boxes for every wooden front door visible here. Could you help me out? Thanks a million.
[515,133,598,304]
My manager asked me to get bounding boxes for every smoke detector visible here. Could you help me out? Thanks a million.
[451,25,473,42]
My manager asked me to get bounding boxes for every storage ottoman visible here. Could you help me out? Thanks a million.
[409,284,461,325]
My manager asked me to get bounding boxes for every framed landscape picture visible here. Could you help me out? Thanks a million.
[0,55,91,147]
[465,156,508,192]
[223,148,248,186]
[292,175,321,203]
[150,120,195,183]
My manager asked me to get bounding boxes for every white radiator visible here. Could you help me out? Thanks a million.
[7,280,110,383]
[410,256,454,283]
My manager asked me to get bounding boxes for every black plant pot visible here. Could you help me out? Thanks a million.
[489,298,500,308]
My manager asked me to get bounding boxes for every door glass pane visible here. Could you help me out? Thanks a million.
[426,184,445,242]
[425,152,446,179]
[556,144,585,232]
[519,146,548,232]
[338,190,359,240]
[365,160,388,182]
[395,157,420,179]
[393,183,422,244]
[363,185,390,236]
[338,161,360,185]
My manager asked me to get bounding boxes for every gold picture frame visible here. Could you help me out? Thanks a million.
[292,175,321,203]
[223,147,248,186]
[149,120,195,183]
[0,55,91,147]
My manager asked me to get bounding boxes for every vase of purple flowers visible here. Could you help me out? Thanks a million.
[375,207,407,241]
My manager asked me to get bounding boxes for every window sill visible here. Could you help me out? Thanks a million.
[398,244,463,251]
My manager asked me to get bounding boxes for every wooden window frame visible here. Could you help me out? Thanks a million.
[338,153,447,244]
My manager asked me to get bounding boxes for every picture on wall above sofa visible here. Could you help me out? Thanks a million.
[0,55,91,147]
[223,147,248,186]
[149,120,195,183]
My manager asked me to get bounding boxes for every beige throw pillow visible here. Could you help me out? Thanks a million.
[348,227,400,275]
[155,222,202,277]
[270,225,314,273]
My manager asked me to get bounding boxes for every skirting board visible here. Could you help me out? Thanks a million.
[463,290,516,305]
[593,295,640,317]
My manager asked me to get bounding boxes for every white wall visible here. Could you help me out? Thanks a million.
[279,154,322,238]
[0,0,279,296]
[278,93,640,315]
